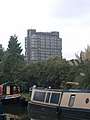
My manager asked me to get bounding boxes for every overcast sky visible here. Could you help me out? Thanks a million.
[0,0,90,60]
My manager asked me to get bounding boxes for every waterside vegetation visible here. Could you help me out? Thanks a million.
[0,35,90,92]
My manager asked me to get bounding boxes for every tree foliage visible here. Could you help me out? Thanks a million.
[2,35,26,84]
[1,37,90,92]
[68,45,90,89]
[22,57,71,89]
[0,44,4,82]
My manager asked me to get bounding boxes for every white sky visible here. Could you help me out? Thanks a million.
[0,0,90,60]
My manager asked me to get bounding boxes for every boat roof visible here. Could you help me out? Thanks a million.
[1,82,19,87]
[33,87,63,92]
[64,89,90,93]
[33,87,90,93]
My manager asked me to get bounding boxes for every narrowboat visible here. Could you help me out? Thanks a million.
[28,88,63,117]
[59,90,90,119]
[0,82,21,105]
[28,88,90,119]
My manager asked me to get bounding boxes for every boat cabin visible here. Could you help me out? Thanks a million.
[59,90,90,119]
[60,90,90,109]
[0,83,20,97]
[0,83,21,104]
[28,88,63,116]
[31,88,62,106]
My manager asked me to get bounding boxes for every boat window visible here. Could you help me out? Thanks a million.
[33,91,46,102]
[50,93,60,104]
[0,86,3,95]
[68,95,75,107]
[85,98,89,104]
[6,86,10,95]
[45,92,50,103]
[12,86,17,94]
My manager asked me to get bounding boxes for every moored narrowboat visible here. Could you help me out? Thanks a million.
[28,88,63,117]
[28,88,90,119]
[59,90,90,119]
[0,82,21,105]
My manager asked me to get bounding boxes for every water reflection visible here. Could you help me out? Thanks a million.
[0,105,87,120]
[5,113,28,120]
[0,114,86,120]
[3,105,27,115]
[2,105,28,120]
[28,114,84,120]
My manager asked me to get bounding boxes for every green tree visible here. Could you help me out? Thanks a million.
[0,44,5,83]
[24,57,71,89]
[68,45,90,89]
[0,44,4,61]
[2,35,25,84]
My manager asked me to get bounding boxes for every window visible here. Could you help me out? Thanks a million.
[45,92,50,103]
[85,98,89,104]
[0,86,3,95]
[41,36,45,39]
[31,34,37,38]
[50,93,60,104]
[68,95,76,106]
[41,45,45,48]
[41,57,45,60]
[33,91,46,102]
[6,86,10,95]
[45,45,49,48]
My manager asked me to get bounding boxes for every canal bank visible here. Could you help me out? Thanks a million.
[21,93,30,101]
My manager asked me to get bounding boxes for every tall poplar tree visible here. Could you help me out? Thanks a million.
[0,44,4,83]
[2,35,25,83]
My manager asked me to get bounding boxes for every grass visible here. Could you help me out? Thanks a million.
[21,93,31,101]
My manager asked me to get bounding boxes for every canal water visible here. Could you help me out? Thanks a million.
[1,105,87,120]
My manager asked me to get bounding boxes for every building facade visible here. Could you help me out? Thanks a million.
[25,29,62,63]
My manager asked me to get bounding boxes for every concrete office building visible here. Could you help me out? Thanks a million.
[25,29,62,63]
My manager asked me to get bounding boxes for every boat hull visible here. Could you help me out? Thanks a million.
[2,97,21,105]
[59,107,90,119]
[0,114,6,120]
[28,101,58,117]
[2,96,28,106]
